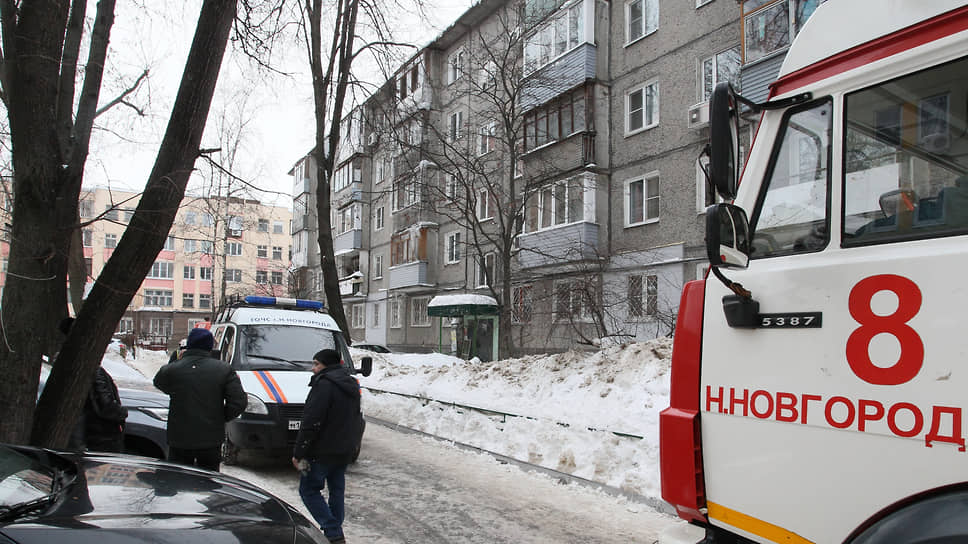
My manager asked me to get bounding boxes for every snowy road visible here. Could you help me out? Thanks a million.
[224,422,678,543]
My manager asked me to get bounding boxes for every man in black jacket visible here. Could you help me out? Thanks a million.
[154,328,246,471]
[292,348,363,544]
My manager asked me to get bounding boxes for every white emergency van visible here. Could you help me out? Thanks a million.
[660,1,968,543]
[206,296,371,464]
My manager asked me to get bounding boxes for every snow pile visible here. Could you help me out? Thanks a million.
[357,337,673,500]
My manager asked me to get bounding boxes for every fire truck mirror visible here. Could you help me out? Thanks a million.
[709,81,740,199]
[705,203,751,269]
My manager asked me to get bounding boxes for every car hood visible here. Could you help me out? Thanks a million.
[0,451,315,543]
[117,387,168,409]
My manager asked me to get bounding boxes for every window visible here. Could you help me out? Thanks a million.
[258,219,269,232]
[374,206,385,230]
[390,299,403,328]
[352,304,365,329]
[226,269,242,282]
[84,257,91,277]
[525,177,586,232]
[843,59,968,246]
[390,227,430,266]
[628,274,658,317]
[105,233,118,248]
[79,200,93,218]
[701,47,741,102]
[333,161,361,193]
[256,270,268,284]
[257,245,268,258]
[371,303,381,327]
[227,215,243,237]
[476,189,493,220]
[148,261,174,279]
[227,241,243,256]
[752,99,831,257]
[123,209,134,222]
[183,293,195,308]
[446,231,461,263]
[148,318,173,337]
[523,0,584,75]
[144,289,173,307]
[104,205,119,221]
[200,267,213,280]
[271,271,283,285]
[743,0,818,63]
[392,178,421,211]
[447,50,464,85]
[478,61,496,90]
[201,213,214,227]
[117,317,133,334]
[411,297,430,327]
[185,211,196,225]
[273,221,284,234]
[337,205,358,234]
[625,172,660,226]
[523,89,586,151]
[199,293,211,309]
[444,173,459,199]
[626,0,658,43]
[554,280,589,321]
[512,285,533,323]
[273,246,283,260]
[184,265,195,280]
[478,122,496,155]
[163,236,175,251]
[184,239,197,253]
[82,229,92,247]
[475,253,495,288]
[200,241,213,254]
[374,255,383,279]
[626,81,659,134]
[448,111,464,141]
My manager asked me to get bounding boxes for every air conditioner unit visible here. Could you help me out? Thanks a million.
[688,102,710,129]
[921,132,949,153]
[366,133,379,146]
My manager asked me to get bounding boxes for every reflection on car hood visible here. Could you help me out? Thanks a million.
[117,387,168,409]
[0,451,309,543]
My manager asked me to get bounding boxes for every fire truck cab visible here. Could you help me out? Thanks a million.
[660,1,968,543]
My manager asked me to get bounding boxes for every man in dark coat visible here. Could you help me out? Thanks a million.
[292,348,364,544]
[154,328,246,471]
[59,317,127,453]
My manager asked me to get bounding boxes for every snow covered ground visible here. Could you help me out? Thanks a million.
[107,336,674,506]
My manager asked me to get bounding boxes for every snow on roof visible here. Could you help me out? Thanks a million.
[428,294,497,307]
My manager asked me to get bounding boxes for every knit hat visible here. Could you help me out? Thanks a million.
[186,328,214,351]
[313,349,341,367]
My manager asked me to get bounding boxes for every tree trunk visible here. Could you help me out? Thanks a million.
[31,0,237,448]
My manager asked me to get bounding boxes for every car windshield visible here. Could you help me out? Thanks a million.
[0,445,55,508]
[237,325,339,371]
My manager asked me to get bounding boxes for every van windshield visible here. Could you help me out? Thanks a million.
[236,325,339,371]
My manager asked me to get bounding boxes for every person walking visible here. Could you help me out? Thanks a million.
[292,349,364,544]
[154,328,246,471]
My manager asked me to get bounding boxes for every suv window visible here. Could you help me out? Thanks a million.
[236,325,341,371]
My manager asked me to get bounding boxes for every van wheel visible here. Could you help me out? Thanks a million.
[221,434,240,466]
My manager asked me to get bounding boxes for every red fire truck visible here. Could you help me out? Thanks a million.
[660,1,968,543]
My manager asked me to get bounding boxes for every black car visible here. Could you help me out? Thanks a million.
[39,364,169,460]
[352,343,391,354]
[0,443,328,543]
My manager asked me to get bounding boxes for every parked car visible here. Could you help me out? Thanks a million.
[38,364,169,460]
[352,343,391,354]
[0,443,328,543]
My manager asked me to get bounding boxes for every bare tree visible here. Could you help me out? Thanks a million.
[0,0,237,447]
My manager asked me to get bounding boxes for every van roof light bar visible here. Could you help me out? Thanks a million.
[243,296,325,310]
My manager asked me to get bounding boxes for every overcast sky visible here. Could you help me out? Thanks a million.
[84,1,475,208]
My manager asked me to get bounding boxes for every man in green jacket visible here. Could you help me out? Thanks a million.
[154,328,246,471]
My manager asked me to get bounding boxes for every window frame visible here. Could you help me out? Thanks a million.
[445,231,462,264]
[410,297,431,327]
[626,0,659,45]
[625,80,659,135]
[624,171,661,227]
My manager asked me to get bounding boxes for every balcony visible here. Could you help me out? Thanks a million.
[333,228,362,255]
[520,44,596,113]
[523,132,595,178]
[388,261,430,290]
[515,222,599,269]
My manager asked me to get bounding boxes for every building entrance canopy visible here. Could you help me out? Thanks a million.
[427,294,498,317]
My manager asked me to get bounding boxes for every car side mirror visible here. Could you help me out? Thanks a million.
[706,203,751,269]
[709,82,741,199]
[360,356,373,377]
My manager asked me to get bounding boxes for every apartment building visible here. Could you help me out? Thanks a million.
[0,187,293,348]
[292,0,751,359]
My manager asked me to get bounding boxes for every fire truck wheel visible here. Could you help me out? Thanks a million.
[848,487,968,543]
[221,433,240,466]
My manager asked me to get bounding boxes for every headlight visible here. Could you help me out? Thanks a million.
[245,393,269,415]
[139,407,169,421]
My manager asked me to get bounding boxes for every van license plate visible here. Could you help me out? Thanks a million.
[288,420,301,430]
